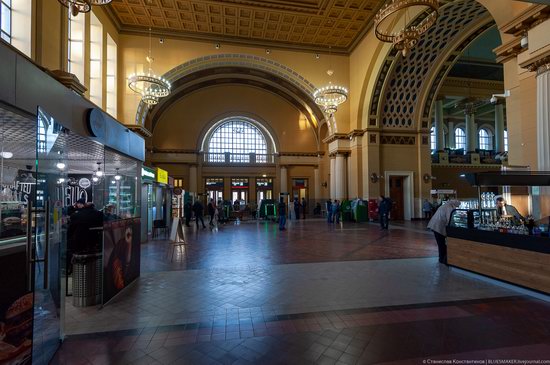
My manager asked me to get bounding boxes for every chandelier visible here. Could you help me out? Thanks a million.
[128,27,171,106]
[374,0,439,57]
[314,82,348,115]
[58,0,112,16]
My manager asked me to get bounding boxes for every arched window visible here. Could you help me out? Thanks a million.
[504,130,508,152]
[206,119,270,163]
[479,128,492,150]
[430,127,436,151]
[1,0,12,42]
[455,128,466,150]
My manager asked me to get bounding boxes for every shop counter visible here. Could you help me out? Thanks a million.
[447,226,550,294]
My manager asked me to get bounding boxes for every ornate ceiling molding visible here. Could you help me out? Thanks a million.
[106,0,386,54]
[500,4,550,37]
[519,52,550,76]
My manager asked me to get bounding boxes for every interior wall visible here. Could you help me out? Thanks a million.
[119,34,350,131]
[152,84,317,153]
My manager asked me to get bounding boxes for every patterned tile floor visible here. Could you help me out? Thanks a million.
[53,220,550,364]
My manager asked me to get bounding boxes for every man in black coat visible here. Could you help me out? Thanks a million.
[207,199,216,226]
[193,200,206,229]
[378,195,392,230]
[184,201,193,227]
[67,198,103,273]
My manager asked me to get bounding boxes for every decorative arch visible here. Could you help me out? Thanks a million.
[368,0,495,131]
[135,54,326,138]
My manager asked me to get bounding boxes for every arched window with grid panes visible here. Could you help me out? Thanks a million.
[479,128,493,150]
[455,127,466,150]
[205,118,273,163]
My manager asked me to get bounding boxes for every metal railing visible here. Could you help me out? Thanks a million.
[203,152,276,164]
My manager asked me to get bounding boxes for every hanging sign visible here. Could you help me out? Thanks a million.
[156,168,168,184]
[141,167,155,182]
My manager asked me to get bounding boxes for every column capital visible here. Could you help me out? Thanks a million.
[520,53,550,76]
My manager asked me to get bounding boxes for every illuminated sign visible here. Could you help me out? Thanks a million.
[157,168,168,184]
[231,179,249,189]
[141,167,155,182]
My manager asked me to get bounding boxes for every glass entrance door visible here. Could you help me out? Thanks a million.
[32,108,67,364]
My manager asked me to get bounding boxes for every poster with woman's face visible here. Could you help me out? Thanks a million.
[102,218,141,304]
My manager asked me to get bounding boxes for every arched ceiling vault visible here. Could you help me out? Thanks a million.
[137,54,326,147]
[368,0,496,132]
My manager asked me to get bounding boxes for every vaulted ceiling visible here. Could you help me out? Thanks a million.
[107,0,385,53]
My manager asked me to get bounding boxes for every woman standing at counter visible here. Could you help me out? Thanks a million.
[427,200,461,265]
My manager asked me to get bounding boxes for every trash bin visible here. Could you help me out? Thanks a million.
[72,253,102,307]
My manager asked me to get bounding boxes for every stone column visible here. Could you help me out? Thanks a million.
[536,63,550,170]
[434,99,445,151]
[335,153,346,200]
[280,166,288,194]
[189,165,197,193]
[329,156,336,200]
[495,102,505,153]
[448,121,455,149]
[465,108,476,153]
[314,167,320,203]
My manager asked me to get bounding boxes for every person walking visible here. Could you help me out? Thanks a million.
[326,200,333,223]
[278,197,287,231]
[288,199,295,220]
[301,197,307,219]
[184,200,193,227]
[334,200,341,224]
[294,198,301,220]
[378,195,392,230]
[423,199,433,220]
[192,200,206,229]
[207,199,216,226]
[427,200,461,264]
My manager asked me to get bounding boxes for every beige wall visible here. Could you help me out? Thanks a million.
[119,34,349,129]
[152,84,318,153]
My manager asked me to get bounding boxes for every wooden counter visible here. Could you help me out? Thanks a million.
[447,227,550,294]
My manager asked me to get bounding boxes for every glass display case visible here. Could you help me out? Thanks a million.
[449,209,479,229]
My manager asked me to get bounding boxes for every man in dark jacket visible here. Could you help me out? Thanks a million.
[378,195,392,230]
[278,197,287,231]
[301,197,307,219]
[294,198,301,220]
[207,199,216,226]
[67,199,103,273]
[184,201,193,227]
[193,200,206,229]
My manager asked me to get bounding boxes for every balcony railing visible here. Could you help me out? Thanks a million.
[203,152,276,164]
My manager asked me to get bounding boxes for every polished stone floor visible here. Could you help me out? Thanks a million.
[53,219,550,364]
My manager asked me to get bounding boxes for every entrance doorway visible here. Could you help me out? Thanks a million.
[205,178,224,203]
[256,178,273,205]
[389,176,405,221]
[231,178,249,206]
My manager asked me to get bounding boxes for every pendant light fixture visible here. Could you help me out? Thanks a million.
[58,0,112,17]
[374,0,439,57]
[114,168,122,181]
[313,46,348,117]
[128,1,171,106]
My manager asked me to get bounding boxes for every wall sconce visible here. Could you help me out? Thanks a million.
[321,181,328,188]
[370,173,381,183]
[423,173,436,183]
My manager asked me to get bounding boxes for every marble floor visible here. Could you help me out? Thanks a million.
[52,220,550,364]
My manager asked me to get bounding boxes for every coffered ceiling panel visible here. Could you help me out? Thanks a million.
[108,0,385,52]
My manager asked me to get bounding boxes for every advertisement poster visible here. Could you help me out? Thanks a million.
[0,250,32,365]
[102,218,141,304]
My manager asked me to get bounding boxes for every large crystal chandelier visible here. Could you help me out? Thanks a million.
[58,0,112,16]
[314,75,348,115]
[374,0,439,57]
[128,27,171,106]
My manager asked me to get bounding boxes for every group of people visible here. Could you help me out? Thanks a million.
[288,197,307,220]
[325,199,342,224]
[183,199,220,229]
